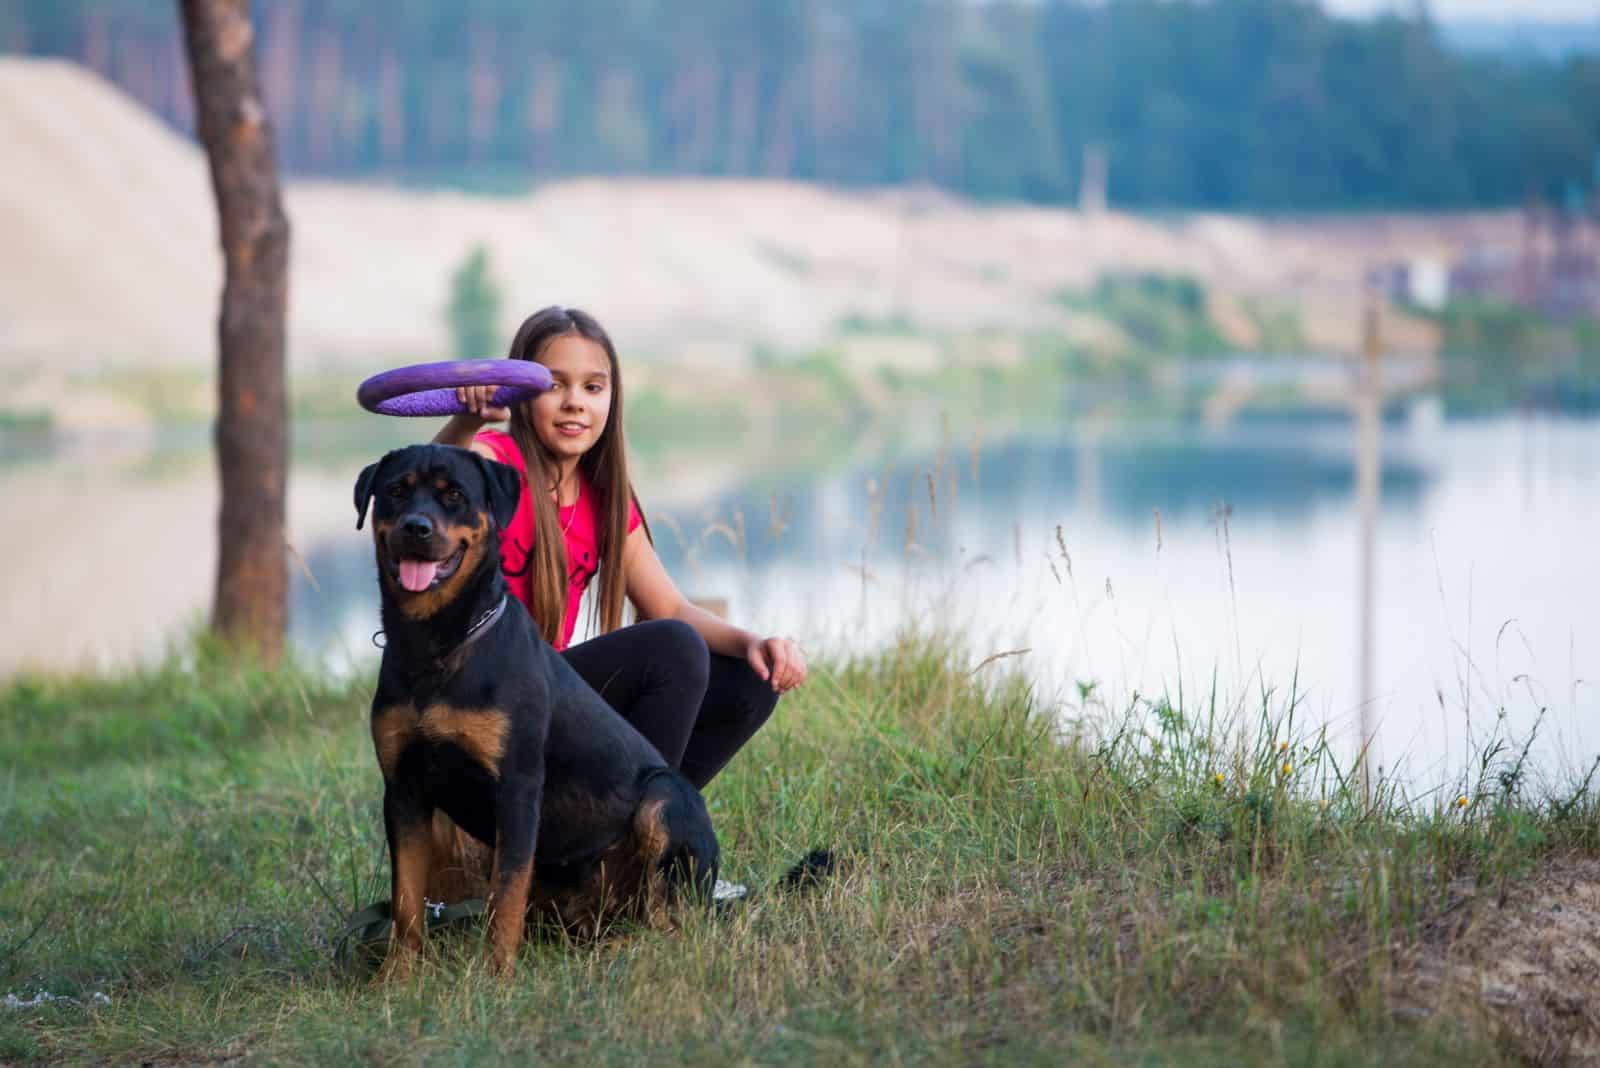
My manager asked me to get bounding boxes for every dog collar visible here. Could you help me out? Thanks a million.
[460,595,509,651]
[374,594,508,675]
[430,594,509,676]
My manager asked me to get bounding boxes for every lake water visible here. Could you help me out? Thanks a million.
[8,405,1597,792]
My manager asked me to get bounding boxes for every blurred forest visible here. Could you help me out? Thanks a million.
[4,0,1597,210]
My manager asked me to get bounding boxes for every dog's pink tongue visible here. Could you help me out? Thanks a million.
[398,559,439,592]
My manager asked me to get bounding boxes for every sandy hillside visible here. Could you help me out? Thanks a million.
[3,56,1521,374]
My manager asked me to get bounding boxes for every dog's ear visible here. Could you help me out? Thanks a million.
[353,456,387,531]
[473,453,522,531]
[356,448,415,529]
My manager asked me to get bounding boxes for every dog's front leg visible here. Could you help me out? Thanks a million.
[378,778,433,983]
[487,770,542,978]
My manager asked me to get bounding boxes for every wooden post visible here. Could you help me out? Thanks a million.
[179,0,292,662]
[1356,296,1381,805]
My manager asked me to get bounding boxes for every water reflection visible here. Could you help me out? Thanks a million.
[656,421,1433,576]
[6,406,1595,790]
[586,413,1592,790]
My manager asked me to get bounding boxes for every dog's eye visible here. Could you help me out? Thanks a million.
[442,488,464,506]
[386,483,407,499]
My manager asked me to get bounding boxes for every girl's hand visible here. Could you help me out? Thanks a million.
[747,635,807,694]
[454,385,511,423]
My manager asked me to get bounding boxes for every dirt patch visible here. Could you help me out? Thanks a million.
[1393,855,1600,1065]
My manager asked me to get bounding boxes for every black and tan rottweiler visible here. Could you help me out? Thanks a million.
[353,443,719,978]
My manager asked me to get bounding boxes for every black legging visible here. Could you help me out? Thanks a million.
[560,619,779,789]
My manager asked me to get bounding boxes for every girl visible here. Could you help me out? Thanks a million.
[432,306,805,791]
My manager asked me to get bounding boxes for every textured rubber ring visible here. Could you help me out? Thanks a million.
[357,359,553,417]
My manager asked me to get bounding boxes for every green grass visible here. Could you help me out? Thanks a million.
[1056,273,1230,358]
[1,633,1593,1064]
[0,409,51,434]
[1243,297,1308,354]
[1426,299,1600,413]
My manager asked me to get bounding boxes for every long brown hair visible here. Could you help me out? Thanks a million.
[503,306,646,645]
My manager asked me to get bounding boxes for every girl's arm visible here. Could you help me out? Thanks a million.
[622,526,807,693]
[432,388,505,458]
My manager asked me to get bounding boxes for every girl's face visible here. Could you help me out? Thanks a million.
[529,334,613,467]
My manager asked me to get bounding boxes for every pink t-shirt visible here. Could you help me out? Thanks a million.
[475,430,641,650]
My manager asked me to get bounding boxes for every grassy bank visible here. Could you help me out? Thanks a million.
[1,635,1596,1065]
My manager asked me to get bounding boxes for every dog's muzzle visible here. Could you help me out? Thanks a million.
[385,514,466,592]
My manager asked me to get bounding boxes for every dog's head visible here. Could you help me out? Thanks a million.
[353,444,521,619]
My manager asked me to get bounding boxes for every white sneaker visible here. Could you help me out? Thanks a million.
[712,878,749,903]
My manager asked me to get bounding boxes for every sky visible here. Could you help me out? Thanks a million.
[1323,0,1599,16]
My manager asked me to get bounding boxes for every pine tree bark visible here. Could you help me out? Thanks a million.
[178,0,290,662]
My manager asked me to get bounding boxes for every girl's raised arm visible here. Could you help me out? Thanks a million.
[432,386,507,458]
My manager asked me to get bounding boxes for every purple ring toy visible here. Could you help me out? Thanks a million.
[357,359,553,417]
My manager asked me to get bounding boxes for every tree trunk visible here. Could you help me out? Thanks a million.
[178,0,291,663]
